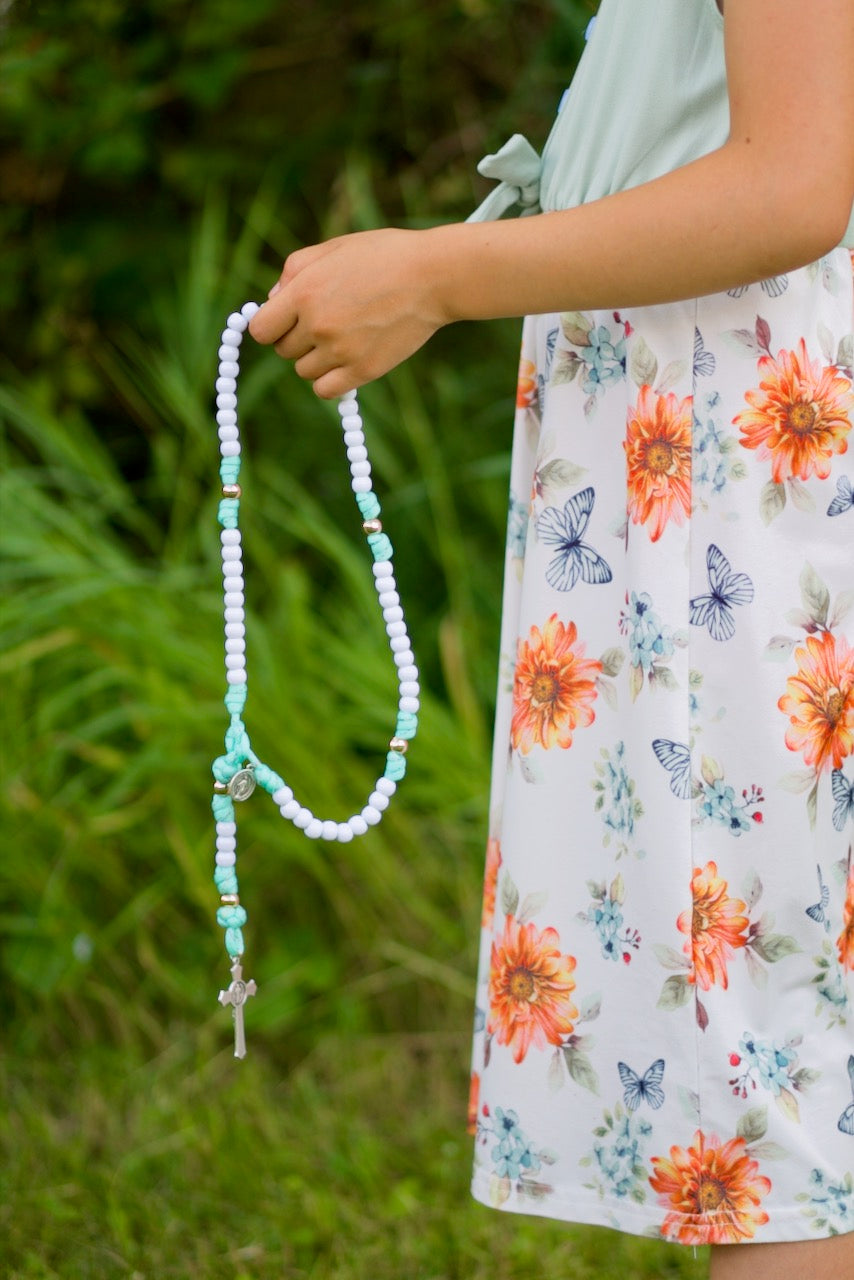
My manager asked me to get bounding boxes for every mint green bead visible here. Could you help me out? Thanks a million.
[216,905,247,929]
[253,763,284,793]
[217,499,239,529]
[212,795,235,822]
[224,927,244,957]
[225,685,247,714]
[355,491,381,519]
[214,867,239,894]
[367,531,393,562]
[219,458,241,484]
[384,751,407,781]
[212,755,238,783]
[395,710,418,739]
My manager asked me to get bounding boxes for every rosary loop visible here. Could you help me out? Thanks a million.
[211,302,418,1057]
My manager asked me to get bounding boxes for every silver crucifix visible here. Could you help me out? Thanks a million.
[218,957,257,1059]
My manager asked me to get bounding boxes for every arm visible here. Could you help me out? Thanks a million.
[250,0,854,398]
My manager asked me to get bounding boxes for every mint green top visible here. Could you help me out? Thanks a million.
[471,0,854,248]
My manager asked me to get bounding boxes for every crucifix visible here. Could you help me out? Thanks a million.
[218,957,257,1059]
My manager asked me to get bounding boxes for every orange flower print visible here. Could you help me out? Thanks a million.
[467,1072,480,1136]
[678,861,749,991]
[837,863,854,973]
[735,338,852,483]
[481,838,502,932]
[487,914,578,1064]
[778,630,854,773]
[649,1130,772,1245]
[516,356,538,410]
[624,386,692,542]
[511,614,601,754]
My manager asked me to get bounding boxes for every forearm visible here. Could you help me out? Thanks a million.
[429,138,851,324]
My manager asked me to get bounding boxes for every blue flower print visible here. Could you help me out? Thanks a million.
[582,325,627,397]
[580,874,641,963]
[692,390,747,505]
[698,778,758,835]
[592,741,646,859]
[619,591,683,700]
[798,1168,854,1235]
[490,1107,542,1180]
[582,1104,653,1203]
[506,491,529,560]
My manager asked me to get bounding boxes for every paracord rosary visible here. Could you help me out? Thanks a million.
[211,302,418,1058]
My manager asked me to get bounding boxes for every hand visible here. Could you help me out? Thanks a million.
[248,227,448,398]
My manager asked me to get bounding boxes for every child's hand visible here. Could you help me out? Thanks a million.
[248,227,448,398]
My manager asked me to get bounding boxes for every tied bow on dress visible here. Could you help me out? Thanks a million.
[466,133,543,223]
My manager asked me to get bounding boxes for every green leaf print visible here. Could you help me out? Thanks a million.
[563,1044,599,1095]
[736,1105,768,1145]
[630,335,658,388]
[751,933,801,964]
[760,479,786,524]
[657,974,692,1010]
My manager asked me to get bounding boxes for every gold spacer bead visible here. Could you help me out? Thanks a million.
[389,737,409,754]
[222,483,242,499]
[362,518,383,534]
[213,781,229,794]
[220,894,240,905]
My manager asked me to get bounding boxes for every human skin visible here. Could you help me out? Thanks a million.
[249,0,854,400]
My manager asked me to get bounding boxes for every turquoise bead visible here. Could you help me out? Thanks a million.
[355,491,381,520]
[253,763,284,793]
[395,710,418,739]
[219,458,241,484]
[212,755,238,783]
[224,927,244,957]
[217,499,239,529]
[225,685,247,714]
[384,751,407,781]
[212,795,235,822]
[214,867,239,894]
[216,905,247,929]
[367,531,393,562]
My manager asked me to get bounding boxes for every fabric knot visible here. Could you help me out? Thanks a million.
[466,134,542,223]
[217,905,248,929]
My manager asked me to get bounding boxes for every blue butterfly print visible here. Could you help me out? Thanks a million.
[652,739,693,799]
[806,864,830,932]
[689,544,754,642]
[693,327,716,378]
[727,274,789,299]
[832,769,854,831]
[618,1059,666,1112]
[537,487,613,592]
[827,476,854,517]
[838,1055,854,1135]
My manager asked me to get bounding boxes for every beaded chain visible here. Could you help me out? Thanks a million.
[211,302,419,1057]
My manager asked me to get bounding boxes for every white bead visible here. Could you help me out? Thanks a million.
[216,408,237,426]
[225,622,245,639]
[220,441,241,457]
[220,329,241,347]
[399,696,419,713]
[221,555,243,574]
[390,634,410,652]
[226,669,247,684]
[219,361,239,378]
[341,414,363,432]
[350,461,371,478]
[343,429,364,447]
[338,398,359,416]
[351,477,372,493]
[361,804,382,826]
[383,605,403,623]
[221,543,242,561]
[293,807,313,829]
[378,590,400,609]
[321,820,339,841]
[216,835,237,852]
[305,818,323,839]
[216,376,237,394]
[221,529,241,546]
[372,561,392,578]
[272,786,293,807]
[223,576,244,594]
[216,821,237,835]
[393,649,415,668]
[376,777,396,797]
[336,822,355,842]
[225,653,246,670]
[225,638,245,654]
[280,799,300,820]
[216,392,237,410]
[215,850,237,866]
[224,608,244,624]
[241,301,260,319]
[368,790,390,811]
[226,312,248,332]
[218,424,239,443]
[224,592,244,608]
[346,445,368,463]
[399,680,419,697]
[348,814,368,836]
[386,621,407,639]
[397,664,418,682]
[218,344,239,362]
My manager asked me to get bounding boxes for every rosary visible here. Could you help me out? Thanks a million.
[211,303,418,1057]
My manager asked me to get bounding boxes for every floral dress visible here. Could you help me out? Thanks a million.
[469,6,854,1247]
